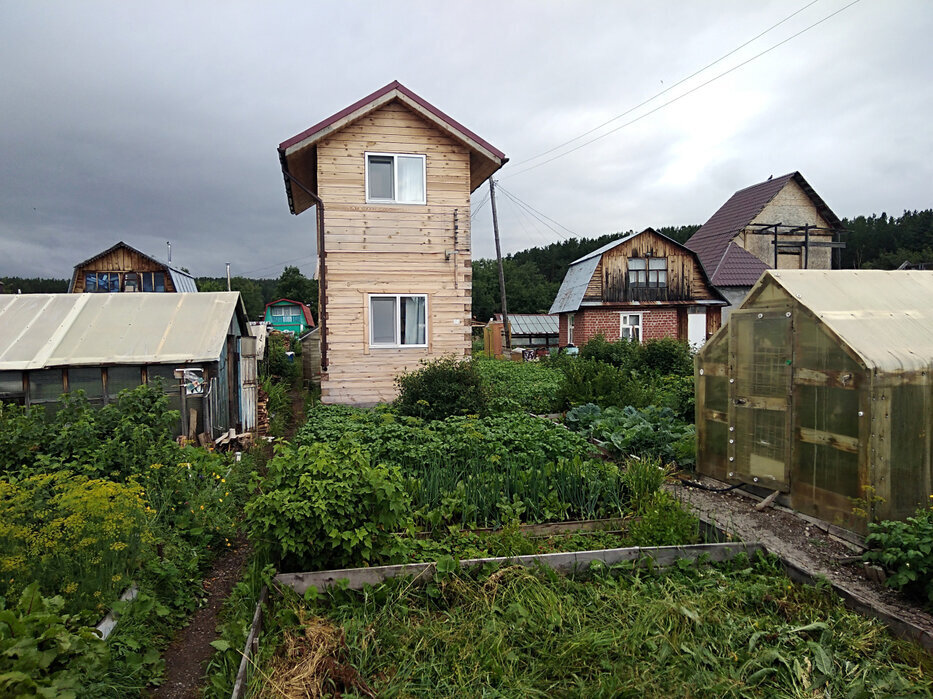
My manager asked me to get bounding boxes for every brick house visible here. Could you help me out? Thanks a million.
[549,228,725,347]
[685,171,844,320]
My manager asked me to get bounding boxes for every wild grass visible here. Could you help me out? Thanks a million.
[266,555,933,698]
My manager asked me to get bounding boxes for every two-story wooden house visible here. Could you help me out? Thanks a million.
[68,241,198,293]
[685,172,844,319]
[549,228,726,347]
[277,81,506,404]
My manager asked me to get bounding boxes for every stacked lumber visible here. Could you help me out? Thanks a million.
[214,428,254,452]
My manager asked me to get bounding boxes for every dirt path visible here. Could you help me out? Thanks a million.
[671,475,933,640]
[152,538,250,698]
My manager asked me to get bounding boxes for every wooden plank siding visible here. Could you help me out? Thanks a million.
[72,248,176,293]
[582,231,718,305]
[317,101,472,404]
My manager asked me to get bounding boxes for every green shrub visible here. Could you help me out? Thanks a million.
[554,358,651,410]
[473,358,563,414]
[265,333,299,385]
[625,491,700,546]
[579,334,644,371]
[864,506,933,603]
[395,356,487,420]
[0,583,109,698]
[641,337,694,376]
[246,439,412,570]
[262,376,291,437]
[0,384,180,480]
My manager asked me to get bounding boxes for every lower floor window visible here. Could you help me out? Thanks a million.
[370,294,427,347]
[621,313,642,342]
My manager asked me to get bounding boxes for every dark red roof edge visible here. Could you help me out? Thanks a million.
[277,80,506,160]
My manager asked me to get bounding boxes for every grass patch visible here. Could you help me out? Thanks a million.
[261,556,933,698]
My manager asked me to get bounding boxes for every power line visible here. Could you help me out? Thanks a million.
[496,186,573,242]
[509,0,823,170]
[470,191,490,219]
[239,253,317,278]
[496,184,578,239]
[500,185,560,247]
[504,0,861,180]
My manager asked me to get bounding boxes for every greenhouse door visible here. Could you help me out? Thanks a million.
[729,310,793,489]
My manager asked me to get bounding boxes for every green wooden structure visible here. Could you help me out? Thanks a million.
[263,298,314,335]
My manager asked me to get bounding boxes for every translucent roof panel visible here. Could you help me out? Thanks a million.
[0,293,246,370]
[749,270,933,372]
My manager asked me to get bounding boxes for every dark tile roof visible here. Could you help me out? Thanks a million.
[686,173,794,282]
[712,243,770,287]
[685,171,842,287]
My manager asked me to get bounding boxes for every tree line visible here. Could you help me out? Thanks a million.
[3,210,931,322]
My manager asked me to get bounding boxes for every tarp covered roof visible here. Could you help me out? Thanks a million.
[750,270,933,372]
[0,292,248,370]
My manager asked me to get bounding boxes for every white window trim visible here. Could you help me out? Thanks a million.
[365,152,427,205]
[567,313,575,345]
[620,311,643,343]
[368,293,429,348]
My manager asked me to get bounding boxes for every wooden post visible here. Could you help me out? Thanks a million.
[489,179,511,350]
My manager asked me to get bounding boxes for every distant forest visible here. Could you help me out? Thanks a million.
[3,209,931,323]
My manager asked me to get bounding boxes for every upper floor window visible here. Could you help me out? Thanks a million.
[366,153,426,205]
[85,270,165,292]
[628,257,667,288]
[270,305,302,324]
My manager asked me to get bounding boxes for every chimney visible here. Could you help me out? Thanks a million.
[167,241,172,262]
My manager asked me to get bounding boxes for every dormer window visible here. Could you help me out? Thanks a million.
[628,257,667,288]
[366,153,426,204]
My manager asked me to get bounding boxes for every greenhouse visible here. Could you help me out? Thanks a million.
[695,270,933,532]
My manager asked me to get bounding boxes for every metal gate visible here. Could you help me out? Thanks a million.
[728,310,793,489]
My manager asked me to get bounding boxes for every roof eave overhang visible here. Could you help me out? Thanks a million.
[279,83,507,209]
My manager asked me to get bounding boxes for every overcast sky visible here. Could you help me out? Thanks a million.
[1,1,931,280]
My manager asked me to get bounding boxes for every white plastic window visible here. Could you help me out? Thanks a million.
[369,294,427,347]
[366,153,426,204]
[621,313,642,342]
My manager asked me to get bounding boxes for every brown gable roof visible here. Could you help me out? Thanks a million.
[278,81,507,213]
[712,242,770,287]
[685,171,842,287]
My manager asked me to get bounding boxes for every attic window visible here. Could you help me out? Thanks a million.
[628,258,667,288]
[366,153,426,205]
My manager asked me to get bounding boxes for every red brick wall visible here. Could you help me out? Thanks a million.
[642,309,679,341]
[559,308,683,346]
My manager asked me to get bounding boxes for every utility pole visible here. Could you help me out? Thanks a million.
[489,178,511,350]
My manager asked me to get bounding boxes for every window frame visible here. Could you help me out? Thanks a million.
[620,312,643,343]
[567,313,575,345]
[364,152,427,205]
[628,257,668,288]
[368,293,429,349]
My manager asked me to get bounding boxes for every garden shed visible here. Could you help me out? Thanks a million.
[0,292,256,438]
[695,270,933,531]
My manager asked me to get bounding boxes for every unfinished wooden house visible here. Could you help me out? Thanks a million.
[277,81,507,404]
[685,172,844,320]
[68,241,198,293]
[695,270,933,532]
[549,228,726,347]
[0,292,255,437]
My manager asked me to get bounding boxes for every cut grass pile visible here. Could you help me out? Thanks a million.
[259,555,933,698]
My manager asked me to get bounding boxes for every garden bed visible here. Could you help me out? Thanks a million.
[250,551,933,698]
[674,474,933,651]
